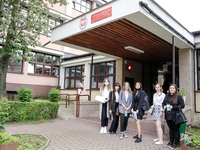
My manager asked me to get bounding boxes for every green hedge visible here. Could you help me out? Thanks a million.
[0,101,59,122]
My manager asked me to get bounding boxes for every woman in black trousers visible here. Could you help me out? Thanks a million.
[131,82,146,143]
[108,82,121,135]
[161,83,185,149]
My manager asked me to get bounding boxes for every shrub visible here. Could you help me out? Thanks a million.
[180,133,191,146]
[0,101,59,122]
[0,132,18,144]
[17,86,34,102]
[48,88,60,102]
[0,97,10,132]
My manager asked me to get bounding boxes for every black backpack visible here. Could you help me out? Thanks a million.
[142,95,150,111]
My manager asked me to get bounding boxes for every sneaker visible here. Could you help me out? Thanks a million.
[169,144,178,149]
[108,132,112,135]
[155,141,163,145]
[113,132,117,135]
[153,138,159,142]
[133,134,138,139]
[100,127,104,133]
[120,132,123,140]
[103,127,107,134]
[123,132,128,138]
[135,137,142,143]
[166,142,173,148]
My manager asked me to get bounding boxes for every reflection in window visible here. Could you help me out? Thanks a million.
[52,67,59,76]
[92,64,97,75]
[36,64,43,74]
[65,79,69,88]
[70,78,75,88]
[92,77,96,88]
[37,53,44,63]
[44,66,51,75]
[98,76,104,88]
[53,56,59,65]
[45,55,52,64]
[106,62,114,74]
[7,50,23,73]
[71,67,75,77]
[98,63,105,75]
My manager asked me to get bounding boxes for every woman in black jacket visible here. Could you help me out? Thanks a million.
[161,84,185,149]
[108,82,121,135]
[131,82,146,143]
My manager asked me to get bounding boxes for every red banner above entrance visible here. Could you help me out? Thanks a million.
[91,7,112,24]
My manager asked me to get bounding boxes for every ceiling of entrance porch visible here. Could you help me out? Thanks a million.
[61,18,179,63]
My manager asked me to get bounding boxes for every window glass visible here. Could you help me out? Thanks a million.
[71,67,75,77]
[98,77,104,89]
[70,78,75,88]
[82,0,86,6]
[52,67,59,76]
[98,63,105,75]
[65,68,70,77]
[81,7,86,13]
[13,59,22,72]
[45,55,52,64]
[198,51,200,67]
[44,66,51,75]
[76,0,81,3]
[53,56,59,65]
[87,1,91,8]
[92,64,97,75]
[29,52,35,62]
[82,66,85,76]
[76,78,81,88]
[28,63,35,73]
[82,77,84,87]
[75,4,81,11]
[92,77,96,88]
[8,59,12,71]
[107,76,113,88]
[36,64,43,74]
[65,79,69,88]
[37,53,44,63]
[106,62,114,74]
[76,66,81,76]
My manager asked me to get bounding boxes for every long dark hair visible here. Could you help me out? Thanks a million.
[114,82,121,93]
[168,83,178,105]
[133,82,143,95]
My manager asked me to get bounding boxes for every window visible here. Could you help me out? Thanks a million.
[64,66,84,89]
[197,50,200,90]
[73,0,92,13]
[92,61,115,89]
[28,52,60,76]
[7,50,23,73]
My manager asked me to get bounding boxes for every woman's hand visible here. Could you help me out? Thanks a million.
[160,112,163,118]
[105,99,109,103]
[131,108,134,114]
[109,110,112,114]
[164,106,166,109]
[169,105,173,109]
[136,110,139,114]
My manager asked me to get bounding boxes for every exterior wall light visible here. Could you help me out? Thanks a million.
[124,46,144,54]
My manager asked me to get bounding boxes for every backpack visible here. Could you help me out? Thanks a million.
[142,95,150,111]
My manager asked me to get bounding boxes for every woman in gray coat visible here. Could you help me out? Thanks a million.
[119,82,133,139]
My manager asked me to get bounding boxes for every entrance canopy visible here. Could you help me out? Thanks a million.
[51,0,195,63]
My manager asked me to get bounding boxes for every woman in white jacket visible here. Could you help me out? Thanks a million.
[99,78,112,133]
[152,83,165,145]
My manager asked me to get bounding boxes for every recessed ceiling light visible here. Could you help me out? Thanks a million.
[124,46,144,54]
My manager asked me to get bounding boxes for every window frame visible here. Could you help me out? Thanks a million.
[64,65,85,89]
[91,61,116,90]
[73,0,92,13]
[28,51,60,77]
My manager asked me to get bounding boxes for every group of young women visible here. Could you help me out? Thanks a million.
[99,78,185,149]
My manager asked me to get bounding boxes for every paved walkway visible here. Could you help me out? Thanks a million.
[5,117,174,150]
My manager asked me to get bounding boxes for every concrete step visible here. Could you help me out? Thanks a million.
[90,114,99,118]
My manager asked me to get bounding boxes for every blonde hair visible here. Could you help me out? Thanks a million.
[155,83,163,96]
[100,78,112,91]
[122,82,132,93]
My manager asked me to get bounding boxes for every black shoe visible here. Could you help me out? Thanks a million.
[169,144,178,149]
[135,137,142,143]
[133,134,138,139]
[166,142,173,148]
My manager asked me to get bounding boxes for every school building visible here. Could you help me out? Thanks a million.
[5,0,200,126]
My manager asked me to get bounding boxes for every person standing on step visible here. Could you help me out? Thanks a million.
[131,82,146,143]
[99,78,113,134]
[108,82,121,135]
[152,83,165,145]
[119,82,133,140]
[161,84,185,149]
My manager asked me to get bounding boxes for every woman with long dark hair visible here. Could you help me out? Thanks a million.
[119,82,133,140]
[108,82,121,135]
[131,82,146,143]
[161,84,185,149]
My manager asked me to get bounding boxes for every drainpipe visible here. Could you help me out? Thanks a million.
[172,36,175,84]
[89,53,94,101]
[194,48,198,113]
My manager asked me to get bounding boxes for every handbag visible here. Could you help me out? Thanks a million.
[115,107,119,116]
[148,105,154,115]
[142,95,150,111]
[175,108,188,125]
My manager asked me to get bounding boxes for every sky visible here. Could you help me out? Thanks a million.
[154,0,200,32]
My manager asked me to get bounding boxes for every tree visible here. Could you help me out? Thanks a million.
[0,0,66,100]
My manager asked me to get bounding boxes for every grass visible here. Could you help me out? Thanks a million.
[13,133,47,150]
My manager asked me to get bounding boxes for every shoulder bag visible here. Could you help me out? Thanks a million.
[142,95,150,111]
[175,107,188,125]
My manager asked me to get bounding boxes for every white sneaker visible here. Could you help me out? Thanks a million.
[103,127,107,133]
[123,132,128,138]
[155,141,163,145]
[100,127,104,133]
[153,139,159,142]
